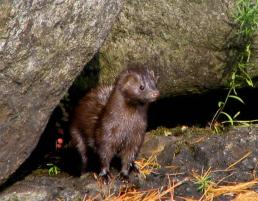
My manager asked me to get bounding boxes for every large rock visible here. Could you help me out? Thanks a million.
[96,0,258,97]
[0,0,123,185]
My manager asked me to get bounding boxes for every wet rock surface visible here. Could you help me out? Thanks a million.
[0,126,257,201]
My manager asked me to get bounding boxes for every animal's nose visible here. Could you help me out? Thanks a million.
[152,90,160,98]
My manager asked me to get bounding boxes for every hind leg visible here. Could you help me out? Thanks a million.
[70,128,88,174]
[77,138,88,174]
[129,161,140,174]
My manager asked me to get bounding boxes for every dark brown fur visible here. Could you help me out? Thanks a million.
[70,65,159,180]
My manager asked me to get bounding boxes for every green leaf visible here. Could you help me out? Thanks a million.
[233,87,238,95]
[233,111,241,119]
[228,95,245,104]
[231,72,236,81]
[221,112,234,125]
[214,126,219,134]
[246,78,254,87]
[245,44,251,62]
[240,122,250,127]
[218,101,224,107]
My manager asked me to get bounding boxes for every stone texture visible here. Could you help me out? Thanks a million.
[0,0,123,185]
[96,0,258,97]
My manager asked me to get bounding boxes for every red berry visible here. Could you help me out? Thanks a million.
[56,143,62,149]
[57,138,63,144]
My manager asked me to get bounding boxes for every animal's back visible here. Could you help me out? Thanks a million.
[70,85,113,139]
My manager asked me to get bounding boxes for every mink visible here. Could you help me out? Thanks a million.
[70,65,160,182]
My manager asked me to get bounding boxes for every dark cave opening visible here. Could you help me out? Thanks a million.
[148,87,258,130]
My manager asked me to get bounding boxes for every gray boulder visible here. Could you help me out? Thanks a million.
[96,0,258,96]
[0,0,123,185]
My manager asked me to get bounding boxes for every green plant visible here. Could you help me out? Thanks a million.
[235,0,258,39]
[210,0,258,132]
[192,168,214,193]
[47,163,61,176]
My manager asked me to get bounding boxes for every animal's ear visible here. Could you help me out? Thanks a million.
[149,69,155,78]
[155,74,160,83]
[148,69,159,83]
[121,74,137,91]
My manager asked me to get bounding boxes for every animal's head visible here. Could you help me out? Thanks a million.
[116,64,160,104]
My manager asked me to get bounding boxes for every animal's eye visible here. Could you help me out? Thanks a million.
[139,85,145,90]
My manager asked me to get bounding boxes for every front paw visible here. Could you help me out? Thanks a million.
[130,162,140,174]
[99,170,111,184]
[119,172,129,183]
